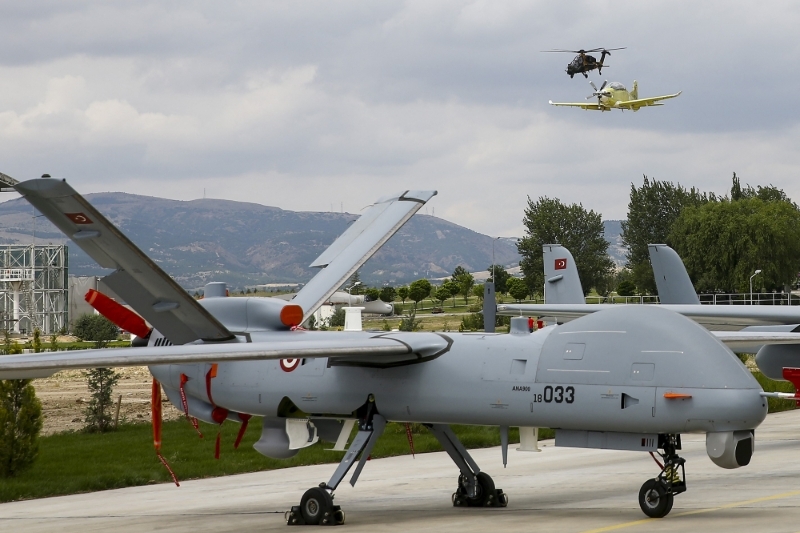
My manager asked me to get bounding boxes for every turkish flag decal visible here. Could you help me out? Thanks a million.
[555,258,567,270]
[66,212,93,224]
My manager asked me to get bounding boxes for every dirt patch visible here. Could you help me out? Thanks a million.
[33,367,183,435]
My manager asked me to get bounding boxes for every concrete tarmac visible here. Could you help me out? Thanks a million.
[2,411,800,533]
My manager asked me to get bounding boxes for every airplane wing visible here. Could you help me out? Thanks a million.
[0,331,452,379]
[498,303,800,330]
[548,100,605,110]
[615,92,681,110]
[15,178,234,345]
[292,190,436,322]
[712,331,800,350]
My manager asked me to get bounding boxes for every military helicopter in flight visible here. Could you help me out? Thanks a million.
[542,47,626,78]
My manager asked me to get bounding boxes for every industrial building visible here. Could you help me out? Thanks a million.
[0,244,68,335]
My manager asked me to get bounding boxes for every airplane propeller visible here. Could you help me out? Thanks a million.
[587,80,610,103]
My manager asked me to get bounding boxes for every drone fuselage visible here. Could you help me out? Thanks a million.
[150,303,766,460]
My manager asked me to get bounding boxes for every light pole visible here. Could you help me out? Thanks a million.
[491,236,501,286]
[749,269,762,305]
[346,281,361,307]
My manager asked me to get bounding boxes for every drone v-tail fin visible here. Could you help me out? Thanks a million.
[648,244,700,305]
[543,245,585,304]
[14,178,234,345]
[292,191,437,322]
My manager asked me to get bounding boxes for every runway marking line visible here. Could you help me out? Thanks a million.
[580,489,800,533]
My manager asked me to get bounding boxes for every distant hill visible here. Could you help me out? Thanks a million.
[0,192,521,289]
[603,220,627,268]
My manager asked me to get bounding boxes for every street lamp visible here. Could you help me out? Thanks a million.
[346,281,361,307]
[750,270,762,305]
[491,236,501,286]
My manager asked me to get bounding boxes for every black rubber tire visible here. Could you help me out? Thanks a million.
[638,479,674,518]
[300,487,332,525]
[465,472,496,507]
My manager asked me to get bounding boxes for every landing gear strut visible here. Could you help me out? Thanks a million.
[426,424,508,508]
[287,395,384,526]
[638,434,686,519]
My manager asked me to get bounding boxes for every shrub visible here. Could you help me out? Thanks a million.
[616,280,637,297]
[0,379,43,477]
[83,368,121,433]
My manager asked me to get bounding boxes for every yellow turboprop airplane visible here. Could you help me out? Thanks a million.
[550,80,681,111]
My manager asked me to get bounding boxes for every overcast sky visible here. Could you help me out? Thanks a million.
[1,1,798,238]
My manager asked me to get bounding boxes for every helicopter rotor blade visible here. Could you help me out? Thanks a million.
[540,49,582,53]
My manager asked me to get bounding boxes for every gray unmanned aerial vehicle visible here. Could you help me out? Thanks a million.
[1,177,796,525]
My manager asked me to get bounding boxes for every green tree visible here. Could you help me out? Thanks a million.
[621,175,710,293]
[348,272,362,295]
[452,266,469,279]
[439,280,457,308]
[486,265,510,294]
[731,172,795,205]
[472,284,485,301]
[0,378,43,477]
[397,286,409,305]
[329,308,346,328]
[518,196,614,296]
[408,279,432,310]
[364,288,381,302]
[83,368,121,433]
[616,280,637,296]
[670,197,800,293]
[379,286,396,303]
[32,329,41,353]
[455,272,475,305]
[73,314,119,348]
[507,277,530,302]
[48,334,58,352]
[433,286,450,307]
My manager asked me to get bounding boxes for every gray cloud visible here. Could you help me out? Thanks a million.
[0,1,798,239]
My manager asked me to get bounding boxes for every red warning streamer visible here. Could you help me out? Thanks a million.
[234,413,252,449]
[211,406,229,460]
[179,374,203,438]
[152,379,180,486]
[404,422,416,459]
[205,364,218,406]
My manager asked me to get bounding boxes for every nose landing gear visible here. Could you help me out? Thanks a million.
[638,434,686,518]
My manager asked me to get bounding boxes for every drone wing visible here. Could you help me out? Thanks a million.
[548,100,605,111]
[0,331,451,379]
[615,91,682,110]
[15,178,235,345]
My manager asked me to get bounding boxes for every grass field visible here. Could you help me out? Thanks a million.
[0,419,550,503]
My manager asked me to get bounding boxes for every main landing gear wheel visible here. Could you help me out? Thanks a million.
[452,472,508,508]
[638,479,673,518]
[286,486,344,526]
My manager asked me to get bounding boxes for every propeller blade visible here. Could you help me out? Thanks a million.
[589,80,598,91]
[85,289,152,338]
[599,80,608,91]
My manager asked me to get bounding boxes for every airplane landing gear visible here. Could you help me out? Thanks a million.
[426,424,508,509]
[638,434,686,519]
[286,486,345,526]
[287,395,382,526]
[452,471,508,508]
